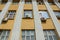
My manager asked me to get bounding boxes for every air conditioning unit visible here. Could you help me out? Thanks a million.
[25,15,31,19]
[56,15,60,19]
[2,17,8,22]
[40,17,46,22]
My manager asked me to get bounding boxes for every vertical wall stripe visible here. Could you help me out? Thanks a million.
[54,0,60,8]
[32,0,45,40]
[43,0,60,37]
[11,0,25,40]
[0,0,12,24]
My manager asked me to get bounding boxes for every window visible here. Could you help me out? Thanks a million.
[48,1,55,5]
[7,11,16,19]
[39,11,49,19]
[49,2,55,5]
[25,0,32,4]
[43,30,58,40]
[0,30,10,40]
[1,0,8,4]
[13,2,19,4]
[54,12,60,19]
[22,30,35,40]
[48,0,55,5]
[0,11,1,13]
[24,10,32,18]
[37,0,44,5]
[12,0,20,4]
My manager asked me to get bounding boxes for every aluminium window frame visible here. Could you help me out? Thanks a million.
[0,30,10,40]
[43,30,58,40]
[22,30,35,40]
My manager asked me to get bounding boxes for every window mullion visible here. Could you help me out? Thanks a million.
[51,34,54,40]
[30,31,31,40]
[47,31,50,40]
[51,31,55,40]
[25,31,26,40]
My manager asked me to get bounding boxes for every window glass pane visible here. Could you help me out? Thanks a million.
[25,0,32,4]
[13,2,19,4]
[49,36,53,40]
[0,31,2,35]
[22,31,25,36]
[43,31,47,35]
[31,31,34,35]
[6,36,9,40]
[51,31,55,35]
[22,36,25,40]
[49,3,53,5]
[44,35,48,40]
[1,36,5,40]
[9,11,15,15]
[6,31,10,36]
[26,2,32,4]
[43,31,48,40]
[54,12,60,17]
[8,15,14,18]
[26,36,30,40]
[8,11,15,19]
[37,0,44,5]
[26,31,30,36]
[53,35,57,40]
[24,11,32,18]
[2,0,7,4]
[48,2,55,5]
[31,36,35,40]
[47,31,52,35]
[2,31,6,36]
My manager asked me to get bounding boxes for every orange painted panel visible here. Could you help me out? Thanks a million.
[0,4,5,10]
[8,4,18,10]
[21,19,34,29]
[42,19,55,29]
[24,4,32,10]
[0,20,14,29]
[38,5,47,10]
[51,5,60,10]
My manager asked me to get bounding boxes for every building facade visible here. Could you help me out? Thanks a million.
[0,0,60,40]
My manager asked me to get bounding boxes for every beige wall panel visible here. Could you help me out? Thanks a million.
[0,4,5,10]
[51,5,60,10]
[21,19,34,29]
[0,20,14,29]
[38,5,47,10]
[38,5,60,11]
[8,5,19,10]
[42,19,55,29]
[24,4,32,10]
